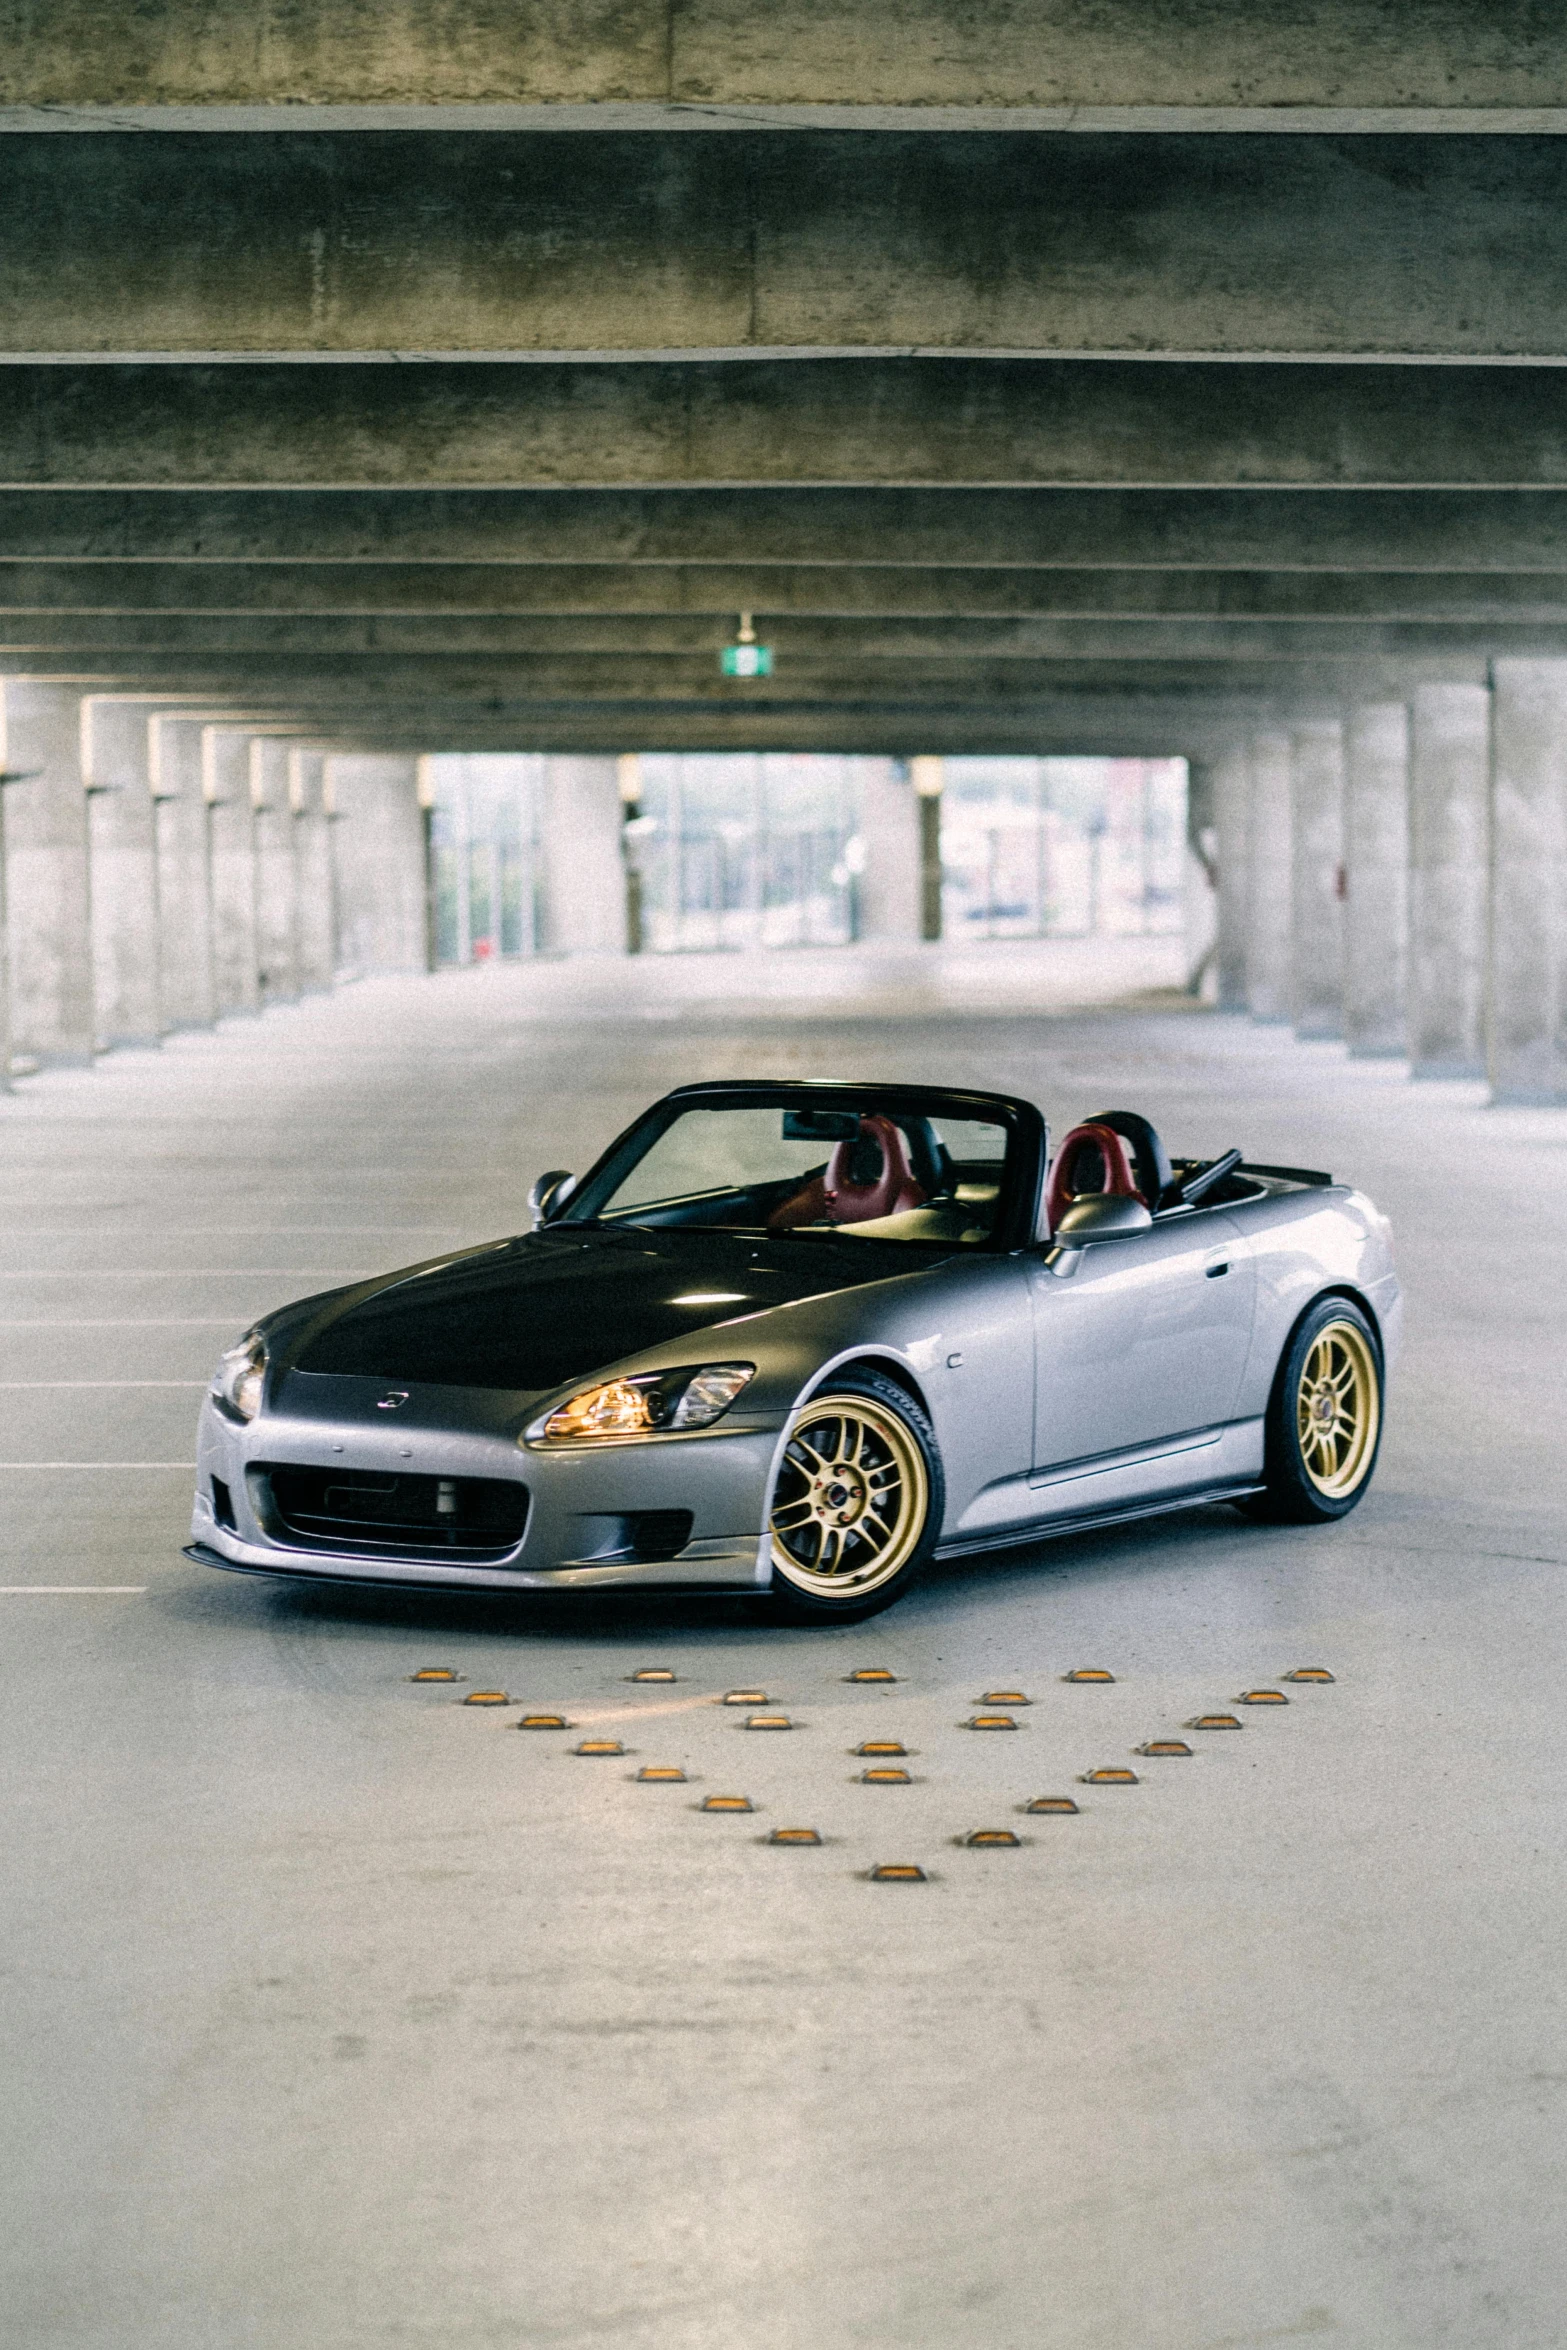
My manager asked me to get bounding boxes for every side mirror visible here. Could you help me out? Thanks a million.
[1053,1193,1152,1245]
[528,1169,576,1230]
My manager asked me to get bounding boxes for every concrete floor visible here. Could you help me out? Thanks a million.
[3,939,1564,2350]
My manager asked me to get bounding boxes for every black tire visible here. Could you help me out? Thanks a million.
[763,1368,945,1622]
[1239,1294,1384,1525]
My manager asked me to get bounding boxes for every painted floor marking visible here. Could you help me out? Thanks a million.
[0,1584,148,1593]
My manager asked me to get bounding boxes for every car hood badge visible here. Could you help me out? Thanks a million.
[376,1391,410,1410]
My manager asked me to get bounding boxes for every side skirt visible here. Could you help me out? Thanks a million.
[934,1482,1266,1563]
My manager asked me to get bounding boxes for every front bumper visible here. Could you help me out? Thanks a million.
[190,1384,780,1592]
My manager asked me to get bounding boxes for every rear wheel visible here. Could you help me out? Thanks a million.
[765,1370,943,1622]
[1240,1296,1383,1524]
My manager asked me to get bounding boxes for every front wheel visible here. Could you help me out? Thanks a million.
[764,1370,944,1621]
[1240,1296,1383,1524]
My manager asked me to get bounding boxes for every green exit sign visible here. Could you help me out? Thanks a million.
[721,641,772,677]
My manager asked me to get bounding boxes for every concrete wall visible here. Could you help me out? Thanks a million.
[1409,683,1490,1081]
[1246,732,1293,1023]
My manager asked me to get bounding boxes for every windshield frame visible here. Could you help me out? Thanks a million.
[551,1080,1048,1253]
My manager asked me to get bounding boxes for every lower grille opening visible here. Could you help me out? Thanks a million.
[573,1509,695,1564]
[248,1463,529,1564]
[210,1475,236,1532]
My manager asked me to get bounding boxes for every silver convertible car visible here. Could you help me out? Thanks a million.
[187,1080,1400,1622]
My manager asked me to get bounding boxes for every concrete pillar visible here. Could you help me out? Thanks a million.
[1246,731,1293,1022]
[1211,744,1250,1010]
[1290,718,1346,1040]
[290,749,335,992]
[203,728,260,1017]
[327,753,428,975]
[1489,661,1567,1105]
[250,738,298,1004]
[1343,701,1409,1059]
[82,698,161,1048]
[856,758,923,943]
[1408,682,1490,1081]
[148,715,216,1031]
[0,680,93,1065]
[910,757,945,942]
[537,756,625,955]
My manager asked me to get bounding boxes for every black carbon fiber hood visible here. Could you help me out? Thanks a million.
[286,1224,925,1392]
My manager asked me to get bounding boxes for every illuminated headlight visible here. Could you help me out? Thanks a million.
[212,1330,267,1422]
[530,1363,755,1444]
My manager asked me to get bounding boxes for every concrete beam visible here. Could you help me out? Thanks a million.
[0,652,1504,704]
[0,612,1558,666]
[6,2,1567,119]
[8,135,1567,360]
[7,560,1567,624]
[9,489,1567,571]
[23,360,1567,489]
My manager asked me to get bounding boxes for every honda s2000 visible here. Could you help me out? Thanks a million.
[189,1081,1399,1621]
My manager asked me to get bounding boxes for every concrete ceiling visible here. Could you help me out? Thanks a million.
[4,3,1566,753]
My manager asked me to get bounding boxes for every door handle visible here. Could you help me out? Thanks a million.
[1205,1260,1230,1279]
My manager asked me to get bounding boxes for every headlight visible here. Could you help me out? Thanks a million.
[530,1362,754,1443]
[212,1331,267,1422]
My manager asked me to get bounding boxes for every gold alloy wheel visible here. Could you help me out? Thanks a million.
[1295,1318,1381,1498]
[770,1394,930,1598]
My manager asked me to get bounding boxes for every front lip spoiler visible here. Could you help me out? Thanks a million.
[182,1541,760,1600]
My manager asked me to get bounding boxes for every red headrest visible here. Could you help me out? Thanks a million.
[1044,1121,1142,1235]
[825,1114,927,1224]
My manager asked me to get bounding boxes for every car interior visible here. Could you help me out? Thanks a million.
[1045,1107,1263,1231]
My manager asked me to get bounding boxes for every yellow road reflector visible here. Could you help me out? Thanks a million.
[861,1767,912,1784]
[1187,1713,1242,1731]
[981,1689,1031,1706]
[1285,1667,1336,1683]
[636,1765,686,1782]
[870,1862,926,1882]
[965,1829,1020,1847]
[1080,1767,1138,1784]
[1026,1796,1079,1814]
[966,1713,1017,1731]
[629,1667,677,1683]
[518,1713,569,1730]
[1064,1668,1115,1684]
[701,1794,753,1812]
[723,1688,768,1705]
[1137,1739,1194,1758]
[463,1690,510,1706]
[409,1668,460,1683]
[855,1739,907,1756]
[769,1827,822,1846]
[1238,1689,1289,1705]
[846,1667,898,1683]
[746,1713,794,1730]
[574,1738,624,1756]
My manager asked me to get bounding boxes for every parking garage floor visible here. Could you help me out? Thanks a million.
[4,939,1564,2350]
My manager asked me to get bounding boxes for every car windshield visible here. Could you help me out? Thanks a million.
[562,1099,1013,1245]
